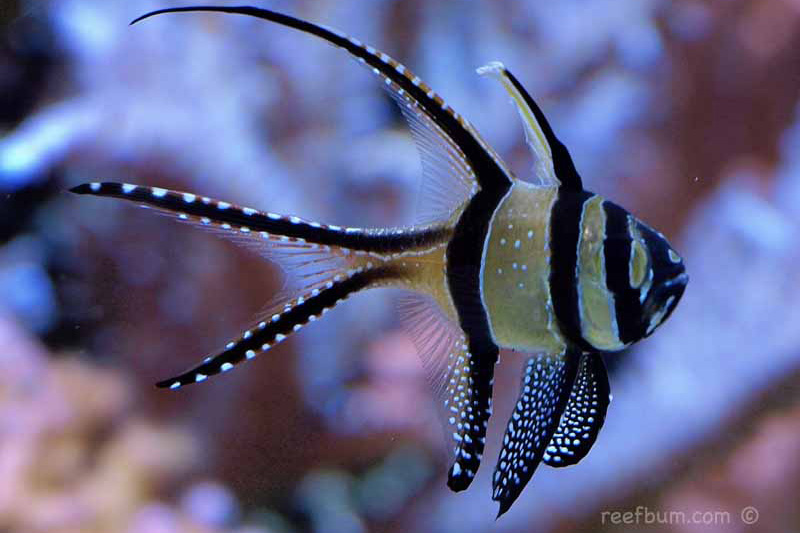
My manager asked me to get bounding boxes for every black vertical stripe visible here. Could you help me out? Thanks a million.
[602,201,644,344]
[446,188,505,356]
[444,178,509,491]
[70,182,449,253]
[156,265,400,388]
[549,189,596,352]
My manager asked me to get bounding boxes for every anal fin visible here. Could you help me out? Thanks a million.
[397,293,496,491]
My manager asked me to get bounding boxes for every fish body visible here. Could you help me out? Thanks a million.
[71,6,688,517]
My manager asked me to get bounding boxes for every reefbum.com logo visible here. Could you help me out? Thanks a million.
[600,506,759,526]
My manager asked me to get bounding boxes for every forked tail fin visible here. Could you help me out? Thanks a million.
[70,182,448,254]
[156,265,399,389]
[70,181,449,387]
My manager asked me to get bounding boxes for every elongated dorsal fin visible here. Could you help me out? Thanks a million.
[477,61,583,192]
[132,5,514,198]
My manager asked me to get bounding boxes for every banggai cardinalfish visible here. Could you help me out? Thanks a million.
[71,5,688,517]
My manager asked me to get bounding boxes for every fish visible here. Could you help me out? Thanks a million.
[70,6,688,517]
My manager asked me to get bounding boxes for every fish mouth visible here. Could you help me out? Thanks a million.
[642,271,688,334]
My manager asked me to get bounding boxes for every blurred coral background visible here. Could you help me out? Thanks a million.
[2,0,800,532]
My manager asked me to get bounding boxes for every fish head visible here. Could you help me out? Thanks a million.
[630,218,688,338]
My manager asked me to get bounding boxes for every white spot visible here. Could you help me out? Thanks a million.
[507,224,513,229]
[195,374,208,383]
[178,214,188,220]
[243,207,256,216]
[497,268,503,274]
[122,183,136,194]
[245,350,256,359]
[268,213,281,220]
[243,331,252,340]
[151,187,167,197]
[201,217,211,225]
[522,264,528,271]
[271,314,280,322]
[183,193,196,203]
[289,216,302,224]
[217,201,230,210]
[452,462,462,476]
[240,227,250,233]
[261,343,270,351]
[396,64,405,74]
[512,262,518,270]
[293,324,302,332]
[169,381,181,390]
[90,182,101,192]
[412,76,421,86]
[500,238,507,245]
[221,223,231,230]
[275,334,286,342]
[225,342,235,350]
[527,230,534,239]
[514,240,521,249]
[221,362,234,372]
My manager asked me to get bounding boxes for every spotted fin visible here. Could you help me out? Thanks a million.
[543,354,610,467]
[69,182,448,258]
[397,294,496,491]
[492,349,580,517]
[70,181,429,387]
[155,266,399,389]
[477,62,582,191]
[131,6,514,197]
